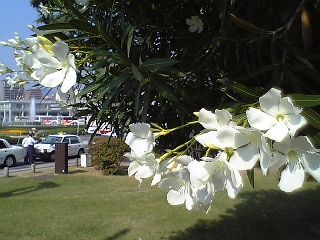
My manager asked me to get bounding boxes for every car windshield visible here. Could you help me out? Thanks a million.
[41,136,63,144]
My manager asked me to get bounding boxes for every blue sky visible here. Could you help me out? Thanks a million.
[0,1,38,70]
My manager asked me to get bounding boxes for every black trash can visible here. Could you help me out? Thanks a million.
[55,142,68,174]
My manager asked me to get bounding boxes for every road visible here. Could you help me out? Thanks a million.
[0,158,80,176]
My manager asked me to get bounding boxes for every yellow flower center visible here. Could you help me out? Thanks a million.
[287,150,298,161]
[275,113,285,122]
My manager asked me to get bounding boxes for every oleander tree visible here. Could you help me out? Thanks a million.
[1,0,320,213]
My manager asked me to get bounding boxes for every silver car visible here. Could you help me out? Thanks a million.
[0,138,24,167]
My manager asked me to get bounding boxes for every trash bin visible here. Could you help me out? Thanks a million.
[81,153,91,167]
[55,142,68,174]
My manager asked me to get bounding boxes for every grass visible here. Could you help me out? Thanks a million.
[0,168,320,240]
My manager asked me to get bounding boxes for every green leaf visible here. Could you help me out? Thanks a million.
[63,0,86,20]
[284,43,320,60]
[235,65,275,82]
[37,20,99,36]
[304,127,320,148]
[290,94,320,108]
[218,79,259,98]
[77,82,103,97]
[150,78,180,102]
[246,169,254,189]
[302,108,320,130]
[141,58,179,71]
[132,64,145,82]
[229,13,267,34]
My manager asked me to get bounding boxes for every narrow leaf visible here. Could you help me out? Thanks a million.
[229,13,267,34]
[150,78,180,102]
[218,79,259,98]
[141,58,179,71]
[302,108,320,129]
[246,169,255,188]
[132,64,145,82]
[290,94,320,107]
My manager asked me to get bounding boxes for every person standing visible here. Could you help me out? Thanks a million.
[22,132,37,164]
[21,135,29,164]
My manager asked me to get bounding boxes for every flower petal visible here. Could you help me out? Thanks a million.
[279,97,301,115]
[129,123,151,138]
[229,142,260,170]
[302,152,320,182]
[51,41,69,63]
[259,88,281,116]
[36,48,61,68]
[185,18,194,25]
[188,160,214,182]
[216,126,249,149]
[259,149,273,175]
[198,108,218,130]
[39,68,65,87]
[167,188,185,205]
[128,161,140,176]
[195,131,220,148]
[246,108,277,130]
[278,163,304,192]
[270,152,287,171]
[135,165,154,179]
[264,120,289,142]
[188,25,198,33]
[291,136,315,152]
[158,175,180,189]
[216,109,232,126]
[285,114,307,137]
[60,57,77,93]
[175,155,194,165]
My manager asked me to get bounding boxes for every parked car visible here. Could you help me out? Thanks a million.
[0,138,24,167]
[34,134,89,161]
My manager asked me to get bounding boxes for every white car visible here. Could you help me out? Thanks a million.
[35,134,89,161]
[0,138,24,167]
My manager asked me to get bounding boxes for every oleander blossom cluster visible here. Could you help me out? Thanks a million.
[0,34,77,94]
[125,88,320,213]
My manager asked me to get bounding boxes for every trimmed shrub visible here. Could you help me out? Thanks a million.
[89,136,128,175]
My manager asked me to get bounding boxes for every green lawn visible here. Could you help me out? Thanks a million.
[0,169,320,240]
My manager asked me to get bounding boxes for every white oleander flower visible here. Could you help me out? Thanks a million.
[196,125,249,150]
[125,123,155,158]
[1,32,23,47]
[271,136,320,192]
[31,41,77,93]
[198,108,234,130]
[6,73,19,87]
[186,16,203,33]
[229,127,272,173]
[39,2,50,18]
[125,152,159,187]
[188,152,243,199]
[246,88,307,142]
[158,156,197,208]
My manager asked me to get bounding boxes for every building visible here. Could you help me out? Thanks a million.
[0,99,74,125]
[24,88,43,100]
[0,80,24,101]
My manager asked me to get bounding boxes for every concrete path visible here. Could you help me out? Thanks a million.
[0,158,79,176]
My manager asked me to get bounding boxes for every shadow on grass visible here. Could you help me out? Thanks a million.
[67,169,89,174]
[0,181,59,198]
[104,228,130,240]
[169,187,320,240]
